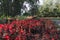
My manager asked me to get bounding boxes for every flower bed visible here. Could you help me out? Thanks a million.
[0,18,60,40]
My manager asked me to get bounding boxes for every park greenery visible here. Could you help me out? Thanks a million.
[0,0,60,18]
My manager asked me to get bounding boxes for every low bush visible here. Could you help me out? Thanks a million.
[0,18,60,40]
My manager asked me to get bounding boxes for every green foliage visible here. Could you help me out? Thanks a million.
[38,3,60,17]
[15,16,27,20]
[0,0,60,17]
[0,15,5,19]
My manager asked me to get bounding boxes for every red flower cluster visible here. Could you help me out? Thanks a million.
[0,18,60,40]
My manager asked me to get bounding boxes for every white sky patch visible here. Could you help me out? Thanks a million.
[0,2,1,4]
[23,1,31,11]
[37,0,44,5]
[21,1,32,15]
[12,0,14,2]
[52,0,57,5]
[21,9,25,16]
[53,0,56,3]
[21,0,44,15]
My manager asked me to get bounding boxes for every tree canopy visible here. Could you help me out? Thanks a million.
[0,0,60,17]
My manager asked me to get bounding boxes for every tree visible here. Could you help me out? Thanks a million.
[38,0,60,17]
[0,0,40,16]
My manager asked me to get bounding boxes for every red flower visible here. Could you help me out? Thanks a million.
[0,24,4,32]
[20,29,24,33]
[0,18,59,40]
[4,35,10,40]
[51,38,55,40]
[15,36,20,40]
[0,24,4,28]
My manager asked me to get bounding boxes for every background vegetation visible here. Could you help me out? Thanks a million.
[0,0,60,17]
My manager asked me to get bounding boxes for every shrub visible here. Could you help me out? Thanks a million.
[0,18,59,40]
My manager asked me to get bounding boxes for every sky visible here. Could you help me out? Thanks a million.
[21,0,44,15]
[37,0,44,5]
[12,0,14,2]
[0,2,1,5]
